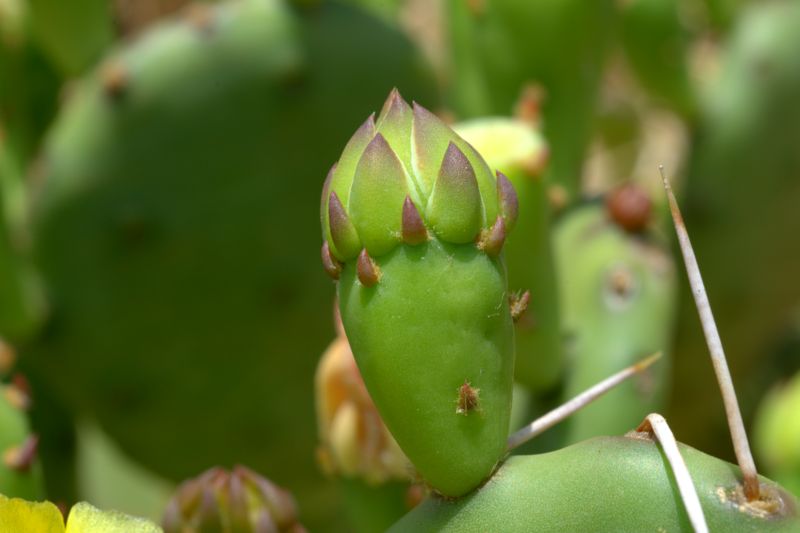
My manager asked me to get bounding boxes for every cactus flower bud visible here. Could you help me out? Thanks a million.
[320,90,517,497]
[162,466,305,533]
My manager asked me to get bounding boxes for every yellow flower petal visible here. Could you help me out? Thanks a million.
[0,493,65,533]
[65,502,162,533]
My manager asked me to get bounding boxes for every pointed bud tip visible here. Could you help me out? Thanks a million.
[477,216,506,256]
[356,249,380,287]
[496,171,519,232]
[380,88,408,116]
[328,191,361,259]
[402,196,428,245]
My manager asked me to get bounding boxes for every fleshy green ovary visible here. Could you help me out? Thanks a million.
[338,239,514,497]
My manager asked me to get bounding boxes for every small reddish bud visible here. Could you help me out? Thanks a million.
[606,183,653,233]
[496,171,519,232]
[3,434,39,472]
[356,249,380,287]
[477,216,506,256]
[0,339,16,375]
[402,196,428,245]
[100,61,129,100]
[509,290,531,323]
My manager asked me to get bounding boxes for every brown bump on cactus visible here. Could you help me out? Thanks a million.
[476,216,506,257]
[321,242,342,280]
[548,184,569,211]
[514,83,545,125]
[4,382,30,411]
[0,338,15,375]
[456,381,481,415]
[3,435,39,472]
[405,484,428,510]
[607,182,653,233]
[496,171,519,232]
[184,3,215,34]
[466,0,486,17]
[402,196,428,245]
[604,264,638,311]
[100,61,129,100]
[357,249,380,287]
[509,290,531,323]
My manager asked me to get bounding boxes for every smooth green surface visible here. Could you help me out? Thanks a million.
[76,422,173,523]
[556,206,675,442]
[620,0,695,116]
[28,0,112,76]
[339,478,409,533]
[339,239,514,497]
[391,436,800,532]
[0,138,43,340]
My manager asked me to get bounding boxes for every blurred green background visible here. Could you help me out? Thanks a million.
[1,0,799,531]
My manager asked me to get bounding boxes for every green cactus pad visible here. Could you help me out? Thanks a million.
[556,204,675,442]
[391,436,800,532]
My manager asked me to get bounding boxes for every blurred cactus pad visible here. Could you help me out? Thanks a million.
[24,0,436,527]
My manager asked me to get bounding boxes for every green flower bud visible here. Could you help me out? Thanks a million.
[320,90,518,497]
[320,89,507,264]
[162,466,305,533]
